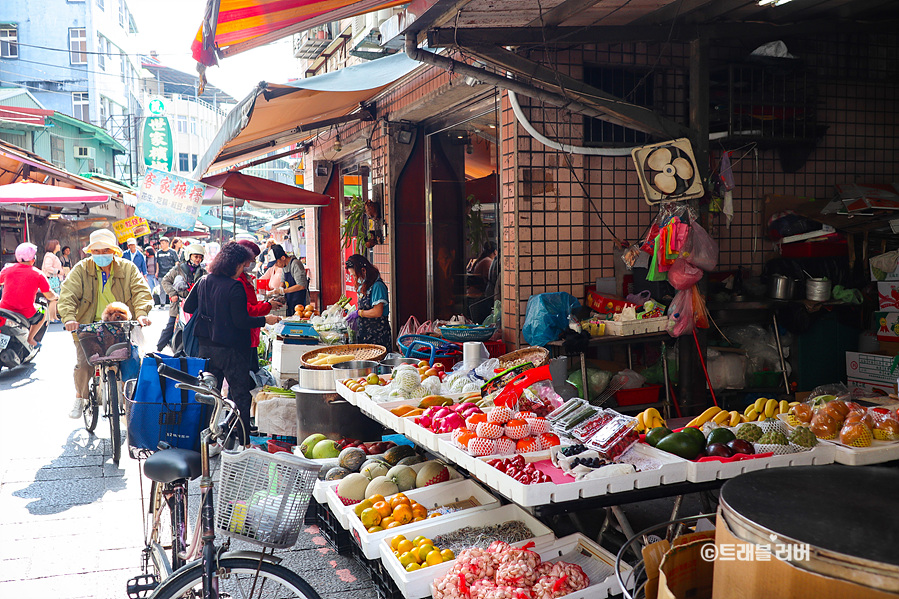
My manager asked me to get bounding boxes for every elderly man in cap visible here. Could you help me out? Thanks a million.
[0,242,58,347]
[155,236,179,307]
[58,229,153,419]
[122,237,148,278]
[157,243,207,353]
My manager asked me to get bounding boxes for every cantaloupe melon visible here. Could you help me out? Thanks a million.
[416,461,450,488]
[385,465,417,492]
[336,473,370,505]
[365,475,399,499]
[360,461,389,480]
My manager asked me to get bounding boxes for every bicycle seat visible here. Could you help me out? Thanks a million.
[143,448,202,483]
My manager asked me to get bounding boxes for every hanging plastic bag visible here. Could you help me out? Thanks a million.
[399,315,421,338]
[667,288,695,337]
[691,286,710,329]
[685,222,719,271]
[522,293,582,346]
[668,258,704,290]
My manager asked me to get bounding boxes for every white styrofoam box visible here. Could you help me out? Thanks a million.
[685,442,834,483]
[604,316,669,336]
[324,462,465,530]
[874,311,899,343]
[347,478,501,560]
[272,341,327,376]
[846,351,897,386]
[312,479,330,504]
[379,504,556,599]
[401,417,449,453]
[474,444,687,507]
[334,379,356,403]
[877,282,899,311]
[529,533,631,599]
[436,436,494,475]
[847,378,897,396]
[362,398,420,435]
[831,441,899,466]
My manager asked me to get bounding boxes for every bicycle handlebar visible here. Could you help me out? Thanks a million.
[157,364,235,443]
[158,363,202,387]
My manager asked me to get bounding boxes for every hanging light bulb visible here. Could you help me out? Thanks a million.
[334,134,342,152]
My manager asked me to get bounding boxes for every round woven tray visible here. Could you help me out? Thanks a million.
[301,344,387,370]
[497,346,550,370]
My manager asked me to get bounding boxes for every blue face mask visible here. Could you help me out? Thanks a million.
[92,254,114,267]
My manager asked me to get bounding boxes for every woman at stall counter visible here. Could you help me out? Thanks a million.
[345,254,391,348]
[41,239,64,323]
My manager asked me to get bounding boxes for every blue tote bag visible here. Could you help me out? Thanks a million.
[126,353,209,453]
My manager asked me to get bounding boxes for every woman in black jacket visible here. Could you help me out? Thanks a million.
[183,242,280,444]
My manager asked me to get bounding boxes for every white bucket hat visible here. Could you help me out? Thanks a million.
[82,229,123,256]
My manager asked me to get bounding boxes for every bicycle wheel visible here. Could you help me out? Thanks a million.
[150,557,322,599]
[83,375,100,433]
[147,482,187,580]
[106,368,122,464]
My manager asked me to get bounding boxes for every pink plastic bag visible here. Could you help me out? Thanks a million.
[668,258,704,290]
[667,289,695,337]
[399,315,421,338]
[685,223,719,272]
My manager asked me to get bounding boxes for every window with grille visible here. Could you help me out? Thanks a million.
[0,28,18,59]
[97,35,105,69]
[177,116,187,133]
[73,91,89,121]
[190,117,196,134]
[50,135,65,167]
[178,153,189,171]
[583,65,655,145]
[69,28,87,64]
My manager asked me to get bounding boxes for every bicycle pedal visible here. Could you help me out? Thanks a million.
[126,574,158,598]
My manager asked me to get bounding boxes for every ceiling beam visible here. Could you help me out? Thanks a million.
[466,44,691,138]
[525,0,604,28]
[631,0,719,26]
[427,18,899,47]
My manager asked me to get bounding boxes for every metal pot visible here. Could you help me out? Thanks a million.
[377,357,419,375]
[768,275,797,300]
[291,385,384,442]
[806,277,832,302]
[331,360,379,380]
[298,367,337,391]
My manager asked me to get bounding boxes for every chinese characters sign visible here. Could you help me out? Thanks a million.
[112,216,151,243]
[142,116,173,172]
[135,168,204,230]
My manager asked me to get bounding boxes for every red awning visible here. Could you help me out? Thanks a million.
[200,171,331,209]
[0,181,110,206]
[0,105,53,127]
[192,0,408,67]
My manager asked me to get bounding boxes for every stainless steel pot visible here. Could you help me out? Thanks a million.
[806,277,832,302]
[331,360,379,380]
[298,367,337,391]
[291,385,384,442]
[377,357,419,375]
[768,275,797,300]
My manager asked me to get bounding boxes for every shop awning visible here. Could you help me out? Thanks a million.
[191,0,409,67]
[200,171,331,209]
[268,209,305,228]
[0,181,109,207]
[192,51,422,176]
[198,213,250,234]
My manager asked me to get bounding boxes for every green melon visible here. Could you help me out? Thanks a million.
[365,475,399,499]
[324,466,351,481]
[338,447,367,472]
[383,445,416,466]
[386,465,417,492]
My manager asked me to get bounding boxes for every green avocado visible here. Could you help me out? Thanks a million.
[707,428,736,446]
[656,432,703,460]
[680,426,707,450]
[645,426,673,447]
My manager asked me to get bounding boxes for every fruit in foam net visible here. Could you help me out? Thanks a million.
[488,406,513,424]
[788,425,818,448]
[735,423,763,443]
[757,430,788,445]
[476,422,504,439]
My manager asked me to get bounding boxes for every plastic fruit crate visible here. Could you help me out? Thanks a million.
[615,384,662,407]
[603,316,669,336]
[317,500,352,555]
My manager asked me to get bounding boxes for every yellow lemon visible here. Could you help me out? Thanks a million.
[390,535,406,552]
[426,550,444,566]
[405,562,421,572]
[397,539,414,555]
[417,544,435,562]
[440,549,455,562]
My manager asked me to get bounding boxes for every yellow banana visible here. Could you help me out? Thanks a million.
[744,404,757,417]
[754,397,767,413]
[779,400,790,414]
[645,408,662,422]
[788,401,800,407]
[764,398,778,418]
[696,407,722,426]
[652,417,665,430]
[713,410,730,424]
[636,412,647,432]
[729,411,741,427]
[746,408,759,421]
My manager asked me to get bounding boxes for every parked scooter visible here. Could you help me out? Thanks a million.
[0,298,48,371]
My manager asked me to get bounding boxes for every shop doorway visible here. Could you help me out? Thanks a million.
[424,95,500,324]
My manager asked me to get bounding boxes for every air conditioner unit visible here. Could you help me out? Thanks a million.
[74,146,96,160]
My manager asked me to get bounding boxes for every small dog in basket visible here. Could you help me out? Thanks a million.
[101,302,132,322]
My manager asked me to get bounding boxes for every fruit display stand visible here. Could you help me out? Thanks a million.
[532,532,629,599]
[474,444,688,507]
[324,463,466,530]
[347,479,502,560]
[830,441,899,466]
[399,417,449,451]
[357,398,417,436]
[377,504,555,599]
[684,442,835,483]
[335,379,358,404]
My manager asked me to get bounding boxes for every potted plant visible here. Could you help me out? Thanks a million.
[341,195,368,254]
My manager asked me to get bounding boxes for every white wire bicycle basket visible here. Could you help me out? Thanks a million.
[215,449,321,549]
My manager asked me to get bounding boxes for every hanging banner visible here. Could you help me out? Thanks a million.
[111,216,151,243]
[135,168,204,230]
[142,115,173,172]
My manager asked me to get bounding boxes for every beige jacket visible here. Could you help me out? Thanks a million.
[58,256,153,324]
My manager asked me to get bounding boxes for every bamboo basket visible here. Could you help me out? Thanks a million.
[497,346,550,370]
[301,344,387,370]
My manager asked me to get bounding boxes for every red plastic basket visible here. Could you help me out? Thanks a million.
[266,439,295,454]
[615,384,662,407]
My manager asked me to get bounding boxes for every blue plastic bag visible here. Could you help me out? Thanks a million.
[522,292,582,346]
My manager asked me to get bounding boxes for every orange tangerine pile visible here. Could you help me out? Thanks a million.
[352,492,440,533]
[390,534,455,572]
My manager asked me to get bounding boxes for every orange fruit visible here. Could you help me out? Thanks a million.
[417,544,435,562]
[368,494,386,506]
[411,505,428,519]
[426,550,444,566]
[440,549,455,562]
[360,508,381,528]
[392,504,413,525]
[390,535,406,551]
[381,516,395,528]
[367,525,384,533]
[354,499,374,517]
[390,495,411,510]
[397,539,414,554]
[398,552,417,567]
[385,521,401,529]
[412,516,424,522]
[428,512,441,518]
[373,501,392,519]
[412,536,427,546]
[405,562,421,572]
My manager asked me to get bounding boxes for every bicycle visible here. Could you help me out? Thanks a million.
[76,320,140,464]
[126,362,323,599]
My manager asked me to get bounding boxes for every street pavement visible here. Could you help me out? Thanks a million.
[0,310,376,599]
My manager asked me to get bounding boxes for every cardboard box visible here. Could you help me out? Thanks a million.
[585,285,636,315]
[847,379,896,396]
[657,531,716,599]
[878,283,899,311]
[875,312,899,342]
[713,512,898,599]
[846,351,897,386]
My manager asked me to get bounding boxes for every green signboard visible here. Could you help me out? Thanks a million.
[142,116,173,172]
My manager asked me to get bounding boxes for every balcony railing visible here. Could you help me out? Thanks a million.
[295,24,333,60]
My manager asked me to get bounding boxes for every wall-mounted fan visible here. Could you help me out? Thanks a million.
[631,138,705,204]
